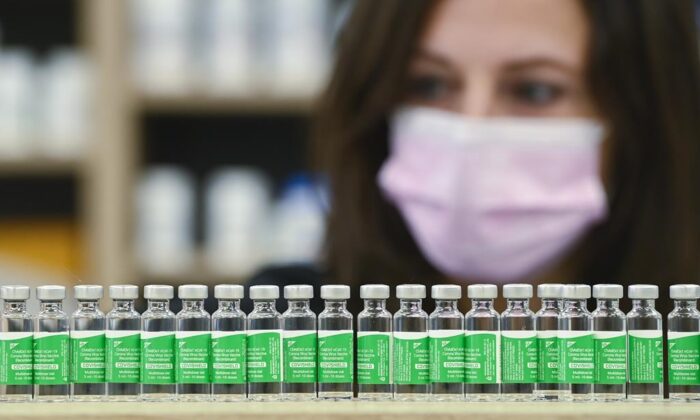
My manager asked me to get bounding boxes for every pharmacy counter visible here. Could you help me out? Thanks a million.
[1,401,699,420]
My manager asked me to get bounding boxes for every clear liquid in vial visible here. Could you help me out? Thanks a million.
[0,306,33,402]
[106,315,141,401]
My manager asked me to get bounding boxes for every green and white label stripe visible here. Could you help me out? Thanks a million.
[464,330,500,384]
[356,331,392,385]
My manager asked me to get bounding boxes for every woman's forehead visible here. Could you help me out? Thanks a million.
[420,0,589,70]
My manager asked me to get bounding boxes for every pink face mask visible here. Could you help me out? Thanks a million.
[378,107,608,282]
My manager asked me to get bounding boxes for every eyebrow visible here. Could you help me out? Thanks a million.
[412,49,579,75]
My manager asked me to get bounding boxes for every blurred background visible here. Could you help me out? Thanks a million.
[0,0,345,311]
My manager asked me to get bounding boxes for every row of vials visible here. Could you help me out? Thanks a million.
[0,283,698,403]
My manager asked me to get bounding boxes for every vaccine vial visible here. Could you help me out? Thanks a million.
[533,283,563,401]
[106,285,141,401]
[357,284,392,401]
[318,285,353,400]
[211,284,246,401]
[34,285,70,402]
[282,284,317,400]
[393,284,430,401]
[247,285,282,401]
[464,284,500,402]
[591,284,627,402]
[627,284,663,401]
[176,285,211,401]
[429,284,464,401]
[141,285,176,401]
[500,284,536,402]
[667,284,700,402]
[558,284,594,402]
[71,285,107,401]
[0,285,33,402]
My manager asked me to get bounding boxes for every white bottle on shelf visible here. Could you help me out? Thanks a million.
[135,167,195,276]
[204,168,271,278]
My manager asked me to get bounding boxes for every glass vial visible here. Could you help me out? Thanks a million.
[247,285,282,401]
[393,284,430,401]
[176,285,211,401]
[0,285,33,402]
[141,285,176,401]
[357,284,392,401]
[429,284,464,401]
[534,283,564,401]
[318,285,353,400]
[211,284,246,401]
[34,285,70,402]
[282,284,317,400]
[558,284,593,402]
[71,285,107,401]
[667,284,700,402]
[627,284,663,401]
[106,285,141,401]
[464,284,500,402]
[591,284,627,402]
[500,284,536,401]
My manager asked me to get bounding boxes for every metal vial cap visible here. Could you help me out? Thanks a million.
[36,285,66,301]
[431,284,462,300]
[144,285,174,300]
[249,285,279,300]
[284,284,314,300]
[670,284,700,300]
[562,284,591,300]
[178,284,208,300]
[592,284,623,299]
[109,285,139,300]
[537,283,564,299]
[467,284,497,299]
[74,285,104,300]
[360,284,390,299]
[1,285,30,301]
[628,284,658,299]
[214,284,244,300]
[503,283,533,299]
[321,285,350,300]
[396,284,426,299]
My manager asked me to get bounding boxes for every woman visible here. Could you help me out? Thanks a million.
[250,0,700,316]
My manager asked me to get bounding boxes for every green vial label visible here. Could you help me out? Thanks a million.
[0,333,33,385]
[536,331,559,383]
[211,331,246,384]
[501,331,537,384]
[33,332,69,385]
[318,330,353,384]
[70,331,106,383]
[141,332,175,384]
[283,331,317,383]
[593,332,627,385]
[176,332,211,384]
[558,331,594,384]
[357,332,391,385]
[106,331,141,383]
[247,330,281,383]
[393,332,430,385]
[464,331,499,384]
[628,330,663,383]
[429,330,465,383]
[668,332,700,385]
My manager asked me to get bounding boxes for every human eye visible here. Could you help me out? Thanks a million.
[506,79,566,107]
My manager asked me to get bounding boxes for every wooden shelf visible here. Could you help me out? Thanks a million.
[0,158,83,177]
[0,401,698,420]
[137,94,317,115]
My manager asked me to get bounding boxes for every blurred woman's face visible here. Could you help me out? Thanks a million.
[406,0,596,119]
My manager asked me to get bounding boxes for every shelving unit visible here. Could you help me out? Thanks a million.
[0,0,319,289]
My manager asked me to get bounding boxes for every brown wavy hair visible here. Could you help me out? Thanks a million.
[314,0,700,298]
